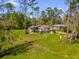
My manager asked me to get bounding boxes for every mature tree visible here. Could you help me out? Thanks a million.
[29,7,39,19]
[20,0,28,14]
[46,7,63,25]
[46,7,53,20]
[40,11,48,24]
[53,8,63,24]
[65,0,78,33]
[65,0,79,44]
[40,7,63,25]
[10,11,32,29]
[4,3,14,21]
[20,0,37,14]
[46,7,54,25]
[29,0,38,18]
[30,11,33,18]
[20,0,29,30]
[33,6,40,19]
[5,3,14,13]
[19,0,38,30]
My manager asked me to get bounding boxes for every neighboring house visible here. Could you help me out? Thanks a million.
[53,24,67,31]
[38,25,50,33]
[28,25,50,33]
[28,25,67,33]
[28,25,40,33]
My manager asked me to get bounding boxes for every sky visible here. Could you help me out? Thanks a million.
[5,0,68,12]
[36,0,68,12]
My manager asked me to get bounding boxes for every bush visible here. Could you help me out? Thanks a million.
[0,30,24,52]
[25,30,29,34]
[0,23,4,29]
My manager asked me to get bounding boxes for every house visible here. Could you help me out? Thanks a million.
[28,25,50,33]
[28,25,67,34]
[28,25,40,33]
[53,24,67,31]
[38,25,50,33]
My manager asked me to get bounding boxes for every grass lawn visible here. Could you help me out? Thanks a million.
[1,30,79,59]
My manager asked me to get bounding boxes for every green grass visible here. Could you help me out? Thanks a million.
[1,30,79,59]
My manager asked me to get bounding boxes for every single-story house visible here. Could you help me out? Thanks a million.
[53,24,67,31]
[38,25,50,33]
[28,25,40,33]
[28,25,50,33]
[28,24,67,33]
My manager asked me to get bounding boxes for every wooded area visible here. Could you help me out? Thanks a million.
[0,0,79,59]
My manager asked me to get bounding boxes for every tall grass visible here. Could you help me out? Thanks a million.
[1,32,79,59]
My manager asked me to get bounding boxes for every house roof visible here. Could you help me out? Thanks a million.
[53,24,67,27]
[29,25,40,29]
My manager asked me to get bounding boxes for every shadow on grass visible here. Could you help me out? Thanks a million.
[71,39,79,44]
[0,41,34,58]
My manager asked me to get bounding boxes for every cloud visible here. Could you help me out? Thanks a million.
[8,0,19,6]
[58,8,63,10]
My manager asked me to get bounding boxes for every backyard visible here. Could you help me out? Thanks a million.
[0,30,79,59]
[1,0,79,59]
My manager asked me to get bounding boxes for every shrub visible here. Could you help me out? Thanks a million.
[25,30,29,34]
[0,30,21,52]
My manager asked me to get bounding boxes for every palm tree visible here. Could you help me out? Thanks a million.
[5,3,14,13]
